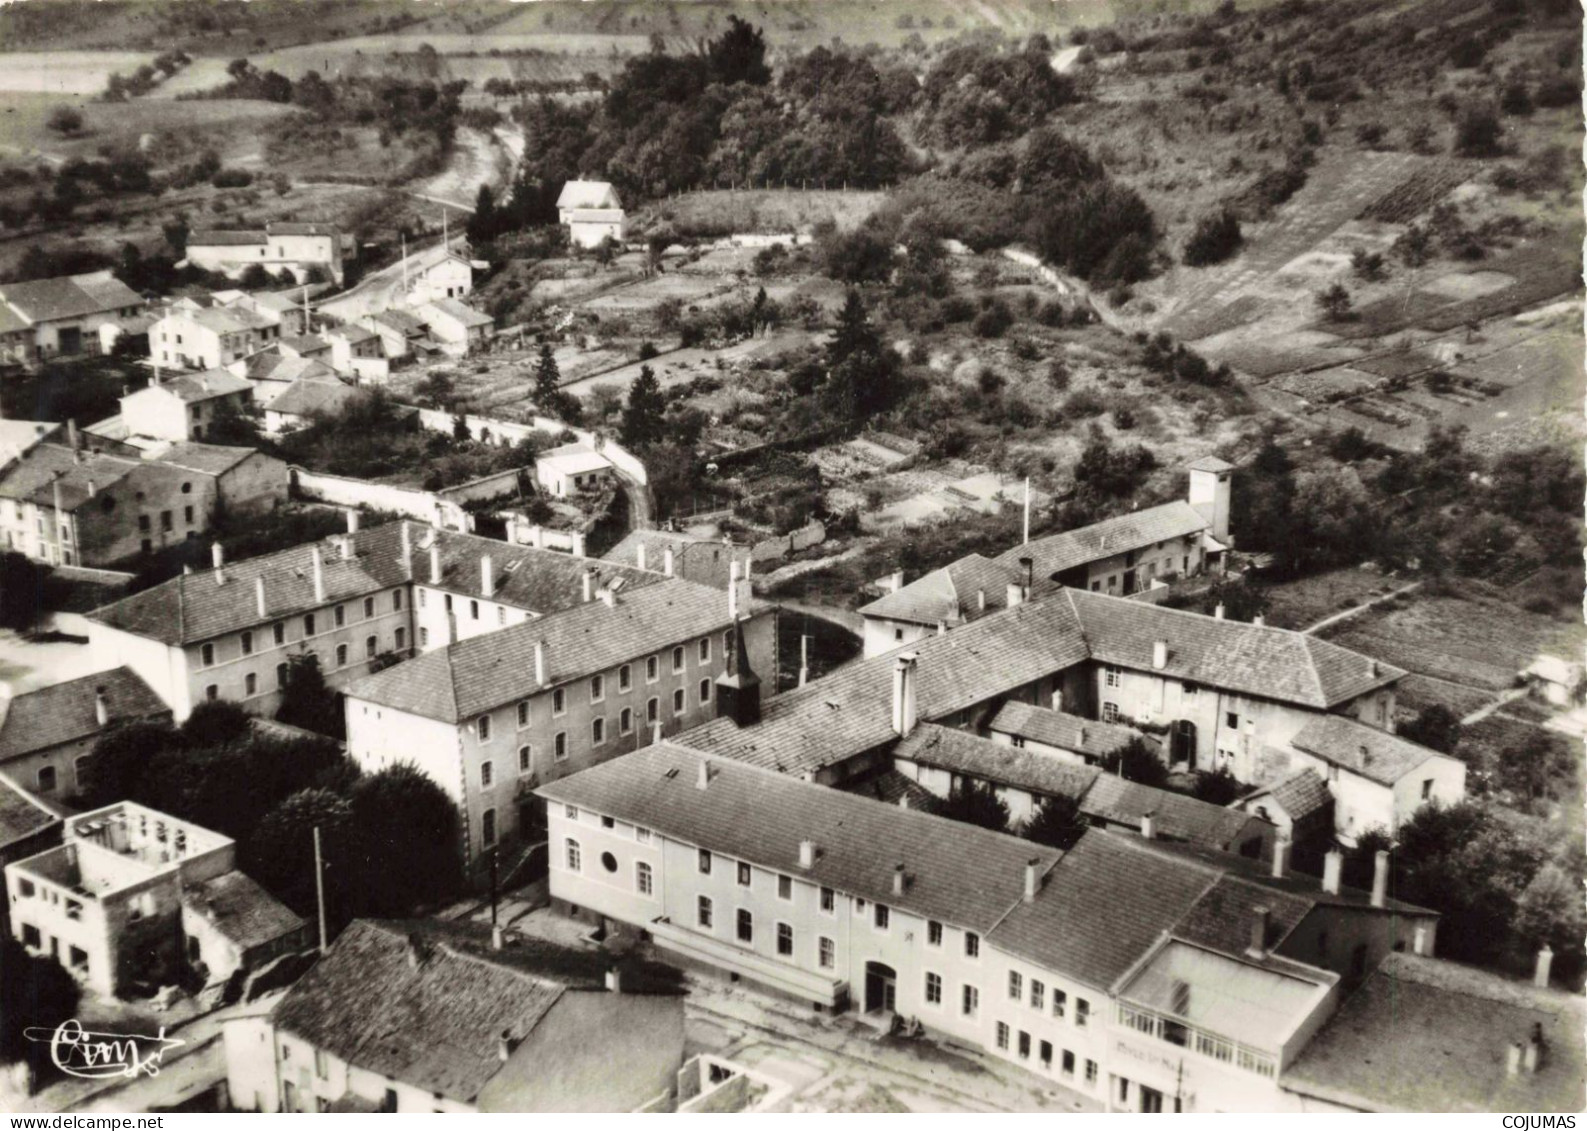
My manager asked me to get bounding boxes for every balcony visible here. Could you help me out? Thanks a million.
[1117,1004,1276,1078]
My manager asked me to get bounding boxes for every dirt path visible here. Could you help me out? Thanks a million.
[1460,686,1532,727]
[1301,581,1422,635]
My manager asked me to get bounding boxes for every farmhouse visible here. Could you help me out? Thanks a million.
[186,221,350,285]
[0,271,146,367]
[262,377,360,434]
[228,349,338,407]
[120,369,254,442]
[557,180,626,248]
[151,304,279,370]
[399,240,479,305]
[412,297,493,356]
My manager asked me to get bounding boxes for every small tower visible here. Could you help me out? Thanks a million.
[1187,456,1234,544]
[714,616,762,728]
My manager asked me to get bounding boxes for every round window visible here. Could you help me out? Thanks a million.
[600,851,618,873]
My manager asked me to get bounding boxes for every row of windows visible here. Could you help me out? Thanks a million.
[993,1022,1099,1084]
[477,681,713,743]
[1007,971,1091,1025]
[32,754,92,795]
[198,590,404,668]
[202,629,407,701]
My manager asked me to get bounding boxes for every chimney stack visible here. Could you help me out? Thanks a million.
[651,720,663,746]
[1523,1038,1541,1074]
[1247,905,1271,959]
[571,531,587,558]
[311,545,326,602]
[636,543,647,571]
[1507,1042,1524,1077]
[1252,614,1265,627]
[534,639,547,686]
[977,588,986,612]
[1370,849,1389,908]
[605,967,622,994]
[481,554,494,596]
[429,542,442,586]
[400,522,413,579]
[892,863,906,896]
[346,509,359,534]
[697,759,713,790]
[497,1029,513,1064]
[1006,581,1024,609]
[1322,848,1342,895]
[1271,836,1291,880]
[891,653,919,738]
[798,839,816,869]
[67,419,79,451]
[798,634,809,688]
[211,542,225,583]
[600,586,615,608]
[255,576,267,618]
[339,535,353,562]
[94,687,108,727]
[1152,639,1168,670]
[582,568,595,604]
[1023,858,1041,903]
[491,924,504,951]
[936,620,947,637]
[663,546,675,577]
[1412,924,1429,956]
[1140,812,1156,840]
[728,561,741,618]
[1534,944,1554,989]
[1214,603,1226,620]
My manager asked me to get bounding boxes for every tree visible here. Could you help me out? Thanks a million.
[348,763,462,915]
[822,289,901,420]
[533,343,561,410]
[80,720,174,807]
[239,263,272,290]
[1454,104,1502,157]
[1192,764,1242,805]
[620,364,667,449]
[707,15,771,87]
[1350,249,1386,281]
[1282,466,1377,575]
[1020,794,1087,850]
[1399,705,1462,755]
[46,104,83,135]
[930,779,1011,833]
[1,938,79,1070]
[467,183,498,245]
[0,551,45,631]
[1514,863,1586,982]
[275,653,342,738]
[1183,208,1242,267]
[180,698,250,748]
[243,788,355,923]
[1099,737,1169,789]
[1315,282,1353,321]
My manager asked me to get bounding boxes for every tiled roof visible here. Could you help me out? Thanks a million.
[347,577,757,722]
[1068,589,1404,709]
[1250,767,1333,821]
[602,530,742,568]
[368,309,427,336]
[0,420,61,455]
[556,181,621,210]
[0,667,169,762]
[189,230,267,247]
[568,209,625,223]
[1081,775,1260,852]
[267,222,339,237]
[0,775,60,849]
[419,297,493,328]
[989,830,1218,990]
[537,742,1063,934]
[859,554,1017,627]
[279,334,331,355]
[1170,873,1318,958]
[0,272,142,323]
[0,302,31,335]
[1186,455,1235,473]
[146,369,253,403]
[684,595,1092,777]
[326,324,376,346]
[1282,952,1586,1113]
[88,523,659,647]
[241,351,336,384]
[841,768,939,809]
[267,378,360,419]
[988,701,1141,760]
[183,869,306,952]
[0,443,152,511]
[156,442,260,476]
[893,723,1101,801]
[1290,715,1451,786]
[272,920,564,1103]
[162,306,274,335]
[997,500,1209,580]
[539,443,612,475]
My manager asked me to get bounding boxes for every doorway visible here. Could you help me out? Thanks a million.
[863,961,897,1014]
[1169,719,1197,768]
[57,327,81,355]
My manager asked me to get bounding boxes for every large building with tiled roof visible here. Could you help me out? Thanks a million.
[536,741,1437,1111]
[602,528,753,591]
[186,221,349,284]
[226,918,685,1113]
[0,667,170,802]
[86,519,668,724]
[344,574,776,867]
[151,305,279,372]
[0,270,146,368]
[858,553,1020,658]
[0,776,61,933]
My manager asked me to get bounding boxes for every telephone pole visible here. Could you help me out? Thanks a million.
[313,826,328,954]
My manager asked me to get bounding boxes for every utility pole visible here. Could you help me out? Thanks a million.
[1023,477,1031,545]
[313,825,328,954]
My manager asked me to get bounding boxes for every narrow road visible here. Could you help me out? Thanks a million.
[1300,581,1422,635]
[1460,686,1532,727]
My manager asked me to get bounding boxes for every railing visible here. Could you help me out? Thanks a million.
[1117,1003,1276,1078]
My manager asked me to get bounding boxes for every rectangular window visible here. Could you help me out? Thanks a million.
[672,645,684,673]
[1076,998,1090,1028]
[925,972,943,1005]
[996,1022,1010,1051]
[927,920,943,947]
[1226,711,1239,729]
[874,903,889,931]
[635,826,652,844]
[396,626,407,651]
[1053,989,1067,1019]
[245,673,257,696]
[241,631,253,656]
[481,761,493,788]
[201,642,215,666]
[1422,778,1433,800]
[777,874,792,901]
[736,908,753,943]
[1062,1050,1075,1077]
[619,663,631,691]
[698,849,712,875]
[364,597,375,618]
[205,684,218,701]
[552,689,566,715]
[1040,1040,1053,1070]
[1031,980,1045,1011]
[636,861,654,896]
[1102,702,1120,723]
[592,717,606,745]
[737,861,751,887]
[304,613,315,636]
[276,662,288,689]
[565,805,578,820]
[672,688,685,714]
[819,887,835,914]
[420,627,429,647]
[818,936,835,969]
[646,655,658,681]
[776,922,793,957]
[335,643,348,668]
[590,674,604,703]
[482,809,496,847]
[393,589,403,611]
[518,745,531,773]
[962,986,980,1017]
[518,701,529,727]
[699,637,711,663]
[965,932,980,959]
[1085,1059,1098,1086]
[699,677,711,704]
[1009,971,1023,1000]
[554,732,567,761]
[646,697,659,724]
[1018,1031,1031,1060]
[478,715,491,741]
[334,605,345,628]
[619,707,633,735]
[565,839,581,870]
[366,635,377,659]
[1105,665,1121,688]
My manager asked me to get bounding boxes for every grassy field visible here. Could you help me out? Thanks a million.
[0,91,300,165]
[639,189,887,237]
[1257,567,1405,631]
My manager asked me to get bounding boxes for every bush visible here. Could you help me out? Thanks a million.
[1182,208,1242,266]
[46,104,83,135]
[971,301,1014,339]
[1064,387,1106,417]
[1454,105,1502,157]
[210,167,254,189]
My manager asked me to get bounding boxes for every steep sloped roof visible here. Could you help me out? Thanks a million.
[1082,774,1262,852]
[1290,715,1453,786]
[0,667,168,762]
[892,723,1101,800]
[858,554,1018,627]
[988,701,1141,760]
[267,378,360,419]
[997,500,1209,580]
[556,181,621,210]
[1246,767,1333,822]
[0,775,61,849]
[0,271,142,323]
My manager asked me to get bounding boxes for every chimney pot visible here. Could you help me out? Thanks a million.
[211,542,225,581]
[312,545,326,602]
[605,967,622,994]
[1272,836,1291,880]
[400,522,414,579]
[1214,603,1226,620]
[892,863,906,896]
[977,588,986,612]
[697,759,713,790]
[891,653,919,738]
[1152,639,1168,670]
[497,1029,513,1063]
[1322,848,1343,895]
[1507,1042,1523,1077]
[255,576,267,618]
[491,924,504,951]
[1140,812,1156,840]
[481,554,494,596]
[430,542,442,586]
[1252,614,1265,627]
[582,569,595,603]
[1247,905,1271,959]
[1524,1040,1541,1074]
[1534,944,1554,988]
[534,639,547,686]
[1006,581,1024,609]
[936,620,947,637]
[798,839,816,869]
[571,530,587,559]
[346,509,359,534]
[637,543,647,571]
[1370,849,1389,908]
[94,688,109,727]
[1023,858,1041,903]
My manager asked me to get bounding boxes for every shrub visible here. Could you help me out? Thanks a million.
[1063,387,1106,417]
[46,104,83,135]
[971,301,1014,339]
[1454,105,1502,157]
[1182,208,1242,266]
[211,168,254,189]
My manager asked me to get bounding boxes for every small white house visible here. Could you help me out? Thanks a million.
[556,181,625,250]
[535,442,614,497]
[412,298,492,357]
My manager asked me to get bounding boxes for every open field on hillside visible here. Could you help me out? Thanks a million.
[640,189,887,237]
[1256,567,1405,632]
[0,51,154,95]
[0,91,300,166]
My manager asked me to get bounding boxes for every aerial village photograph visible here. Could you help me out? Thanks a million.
[0,0,1580,1118]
